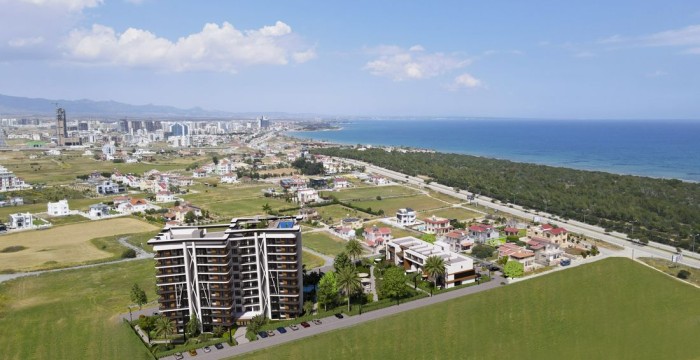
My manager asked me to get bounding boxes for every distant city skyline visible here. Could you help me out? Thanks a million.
[1,0,700,119]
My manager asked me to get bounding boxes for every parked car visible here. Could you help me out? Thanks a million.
[258,331,268,338]
[300,321,311,328]
[489,265,500,272]
[560,259,571,266]
[334,313,344,319]
[266,329,275,337]
[290,324,299,331]
[203,346,211,353]
[174,352,184,360]
[188,349,198,356]
[214,343,224,350]
[277,326,287,334]
[312,319,322,325]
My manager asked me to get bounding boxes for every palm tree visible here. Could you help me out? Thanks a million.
[155,315,175,342]
[261,203,272,214]
[423,255,446,296]
[345,239,363,263]
[336,266,362,312]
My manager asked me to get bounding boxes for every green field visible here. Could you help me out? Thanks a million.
[0,197,110,220]
[312,204,370,222]
[181,184,293,218]
[0,151,200,185]
[302,232,347,256]
[0,260,155,360]
[352,195,446,216]
[302,250,325,269]
[233,258,700,360]
[421,207,482,221]
[322,185,419,201]
[365,221,422,239]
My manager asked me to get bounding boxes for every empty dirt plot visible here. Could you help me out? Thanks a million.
[0,218,158,272]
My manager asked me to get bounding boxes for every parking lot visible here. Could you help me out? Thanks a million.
[165,313,347,360]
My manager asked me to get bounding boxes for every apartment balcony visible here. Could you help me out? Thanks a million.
[156,286,177,295]
[155,259,185,267]
[268,256,297,263]
[209,284,232,291]
[156,268,185,276]
[154,251,183,259]
[157,276,186,284]
[278,281,299,287]
[210,301,234,308]
[196,249,229,256]
[159,303,187,311]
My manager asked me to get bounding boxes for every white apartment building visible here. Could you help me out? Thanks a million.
[0,165,30,192]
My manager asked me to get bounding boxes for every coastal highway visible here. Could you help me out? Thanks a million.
[338,157,700,269]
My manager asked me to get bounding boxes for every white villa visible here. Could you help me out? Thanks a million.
[385,237,476,289]
[89,203,111,218]
[396,208,417,226]
[47,199,70,216]
[8,213,33,229]
[296,188,319,204]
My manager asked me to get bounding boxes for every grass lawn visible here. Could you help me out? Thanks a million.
[40,214,90,226]
[425,190,462,204]
[0,197,108,220]
[233,258,700,360]
[321,185,419,202]
[302,232,347,256]
[181,183,293,218]
[302,250,325,269]
[421,207,482,221]
[313,204,371,222]
[351,195,446,216]
[0,218,158,272]
[0,260,155,360]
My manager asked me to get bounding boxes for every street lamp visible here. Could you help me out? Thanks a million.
[129,306,133,322]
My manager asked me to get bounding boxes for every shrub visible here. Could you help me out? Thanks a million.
[677,270,691,279]
[121,248,137,259]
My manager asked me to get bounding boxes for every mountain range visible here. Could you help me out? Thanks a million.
[0,94,270,119]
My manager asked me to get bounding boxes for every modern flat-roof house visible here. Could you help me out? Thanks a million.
[147,216,304,334]
[47,199,70,216]
[0,165,30,192]
[96,180,125,195]
[396,208,416,226]
[385,236,476,289]
[89,203,111,218]
[295,188,319,204]
[9,213,33,229]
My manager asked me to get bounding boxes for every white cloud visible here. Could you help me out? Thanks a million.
[599,24,700,54]
[63,21,315,72]
[449,73,482,90]
[8,36,44,47]
[364,45,470,81]
[19,0,102,11]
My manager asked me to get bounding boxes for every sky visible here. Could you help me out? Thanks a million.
[1,0,700,119]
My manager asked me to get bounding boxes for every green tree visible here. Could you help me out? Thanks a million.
[154,315,175,341]
[345,239,363,262]
[409,271,422,290]
[262,203,272,214]
[186,316,200,338]
[212,155,219,165]
[504,261,524,278]
[303,300,315,315]
[355,227,365,238]
[333,252,352,272]
[336,266,362,312]
[212,325,225,338]
[497,256,509,266]
[137,315,156,341]
[381,266,409,305]
[424,255,445,295]
[184,210,196,224]
[130,283,147,309]
[317,271,338,311]
[471,244,496,259]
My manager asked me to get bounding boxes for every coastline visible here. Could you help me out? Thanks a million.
[284,128,699,183]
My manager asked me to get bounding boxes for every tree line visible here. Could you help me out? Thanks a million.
[314,148,700,251]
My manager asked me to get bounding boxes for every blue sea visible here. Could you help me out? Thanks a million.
[287,119,700,182]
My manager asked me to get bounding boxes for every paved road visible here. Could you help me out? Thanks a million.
[0,236,153,284]
[341,158,700,269]
[160,274,506,360]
